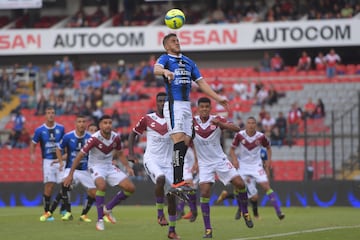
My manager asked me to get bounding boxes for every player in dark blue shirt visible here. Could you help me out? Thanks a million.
[54,115,97,222]
[154,33,228,190]
[30,106,65,221]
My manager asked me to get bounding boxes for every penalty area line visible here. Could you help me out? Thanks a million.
[231,225,360,240]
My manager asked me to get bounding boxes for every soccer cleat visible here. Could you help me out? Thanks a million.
[103,215,111,223]
[189,211,198,222]
[60,210,67,216]
[168,231,181,240]
[40,211,52,222]
[171,181,186,188]
[203,229,213,238]
[176,211,185,220]
[182,211,192,219]
[277,212,285,220]
[243,213,254,228]
[46,216,55,222]
[216,190,228,204]
[234,208,241,220]
[96,219,105,231]
[79,215,92,222]
[158,215,169,226]
[103,206,116,224]
[61,212,73,221]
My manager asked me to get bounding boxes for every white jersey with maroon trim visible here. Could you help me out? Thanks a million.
[133,112,172,167]
[81,130,122,166]
[231,130,270,166]
[193,115,228,166]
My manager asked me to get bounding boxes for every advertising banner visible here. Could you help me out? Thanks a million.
[0,19,358,55]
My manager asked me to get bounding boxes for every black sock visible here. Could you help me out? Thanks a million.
[43,194,51,212]
[173,141,187,184]
[250,200,258,216]
[226,193,235,200]
[61,185,71,212]
[81,196,95,215]
[49,192,62,213]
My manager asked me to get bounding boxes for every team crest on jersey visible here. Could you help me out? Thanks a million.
[98,144,103,149]
[241,139,246,145]
[55,129,60,134]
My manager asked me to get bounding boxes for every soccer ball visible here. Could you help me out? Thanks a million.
[164,9,185,30]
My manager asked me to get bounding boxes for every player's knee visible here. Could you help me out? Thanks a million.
[156,175,166,186]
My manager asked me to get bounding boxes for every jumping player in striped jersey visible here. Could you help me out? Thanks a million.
[55,115,97,222]
[30,106,65,222]
[229,116,285,220]
[63,115,135,231]
[154,33,228,192]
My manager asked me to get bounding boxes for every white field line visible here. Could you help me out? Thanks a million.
[231,225,360,240]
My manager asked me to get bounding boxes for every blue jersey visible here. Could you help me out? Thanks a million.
[58,130,91,170]
[260,148,268,161]
[156,54,202,101]
[32,123,65,160]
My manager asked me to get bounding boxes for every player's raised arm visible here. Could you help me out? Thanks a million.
[197,79,228,110]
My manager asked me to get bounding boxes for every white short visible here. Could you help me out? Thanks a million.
[199,158,239,186]
[88,164,128,187]
[143,160,173,194]
[184,147,195,181]
[243,175,258,198]
[164,101,193,137]
[62,168,96,189]
[43,160,65,184]
[237,163,269,186]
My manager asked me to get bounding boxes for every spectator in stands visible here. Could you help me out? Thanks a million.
[266,84,279,106]
[261,112,276,134]
[35,93,48,115]
[260,51,271,72]
[297,51,311,72]
[116,59,127,78]
[10,108,26,148]
[67,10,88,27]
[88,6,106,27]
[305,160,314,180]
[60,56,74,74]
[325,48,341,78]
[275,111,287,144]
[341,3,354,18]
[62,68,74,88]
[303,98,316,119]
[99,62,111,81]
[0,71,12,103]
[255,83,268,106]
[24,62,40,75]
[313,98,325,119]
[258,105,267,123]
[88,61,101,79]
[15,127,31,149]
[314,52,327,71]
[106,74,122,94]
[207,7,226,24]
[210,77,224,93]
[52,61,63,89]
[232,79,248,100]
[112,109,131,128]
[271,53,284,72]
[287,103,302,147]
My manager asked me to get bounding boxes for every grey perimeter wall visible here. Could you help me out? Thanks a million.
[1,180,360,207]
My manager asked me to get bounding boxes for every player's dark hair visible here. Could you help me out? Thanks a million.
[198,97,211,105]
[247,116,257,122]
[156,92,167,99]
[88,122,97,129]
[98,115,112,123]
[163,33,177,46]
[76,114,86,119]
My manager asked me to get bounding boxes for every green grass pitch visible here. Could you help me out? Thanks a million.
[1,206,359,240]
